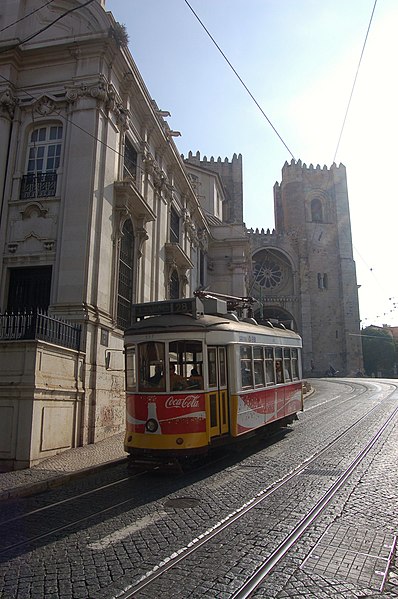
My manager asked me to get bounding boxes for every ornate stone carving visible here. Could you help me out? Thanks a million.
[0,88,17,119]
[36,96,56,116]
[182,210,199,246]
[135,219,149,258]
[153,164,168,191]
[142,152,156,176]
[65,78,129,128]
[20,202,48,220]
[198,229,209,252]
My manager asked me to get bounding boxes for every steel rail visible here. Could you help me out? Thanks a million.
[231,402,398,598]
[111,384,398,599]
[0,472,133,526]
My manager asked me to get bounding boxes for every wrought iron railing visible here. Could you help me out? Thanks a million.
[20,172,57,199]
[0,311,81,351]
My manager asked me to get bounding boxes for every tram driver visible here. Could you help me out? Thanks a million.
[188,368,203,389]
[169,363,187,391]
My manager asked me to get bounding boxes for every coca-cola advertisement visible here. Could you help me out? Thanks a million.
[236,382,302,434]
[127,393,206,435]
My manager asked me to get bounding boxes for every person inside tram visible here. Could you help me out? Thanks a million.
[148,364,163,387]
[169,363,187,391]
[275,361,283,383]
[188,367,203,389]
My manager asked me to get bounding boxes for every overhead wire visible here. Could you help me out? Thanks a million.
[1,0,395,322]
[333,0,378,163]
[0,0,95,50]
[0,0,57,34]
[183,0,392,324]
[183,0,296,161]
[0,0,152,180]
[331,0,396,324]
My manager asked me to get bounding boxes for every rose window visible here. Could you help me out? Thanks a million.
[253,258,283,289]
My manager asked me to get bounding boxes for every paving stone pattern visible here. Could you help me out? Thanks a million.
[1,380,398,598]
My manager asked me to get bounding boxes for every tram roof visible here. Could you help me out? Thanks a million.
[124,312,301,342]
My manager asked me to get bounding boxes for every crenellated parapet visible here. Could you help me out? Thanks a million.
[278,158,346,186]
[246,227,276,236]
[183,150,244,224]
[182,150,242,167]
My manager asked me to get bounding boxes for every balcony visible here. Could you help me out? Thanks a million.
[20,172,57,200]
[165,242,194,270]
[0,311,81,351]
[114,177,155,222]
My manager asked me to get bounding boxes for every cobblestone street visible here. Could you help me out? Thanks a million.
[1,379,398,599]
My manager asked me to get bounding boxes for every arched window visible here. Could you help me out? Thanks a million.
[117,220,134,329]
[169,269,180,299]
[21,124,63,199]
[311,198,323,223]
[26,124,63,174]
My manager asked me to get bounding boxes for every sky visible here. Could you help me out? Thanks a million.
[106,0,398,328]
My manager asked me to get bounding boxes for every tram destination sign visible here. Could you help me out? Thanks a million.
[132,297,204,321]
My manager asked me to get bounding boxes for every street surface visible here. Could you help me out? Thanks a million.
[1,378,398,598]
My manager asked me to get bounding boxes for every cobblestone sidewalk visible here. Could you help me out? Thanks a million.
[0,432,127,500]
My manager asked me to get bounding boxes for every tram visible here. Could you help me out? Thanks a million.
[124,293,303,467]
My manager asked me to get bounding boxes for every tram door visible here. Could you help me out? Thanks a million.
[207,346,229,438]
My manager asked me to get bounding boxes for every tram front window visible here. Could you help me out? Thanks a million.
[125,346,136,391]
[169,340,204,390]
[138,342,165,391]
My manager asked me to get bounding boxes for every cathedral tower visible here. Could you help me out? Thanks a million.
[250,159,363,376]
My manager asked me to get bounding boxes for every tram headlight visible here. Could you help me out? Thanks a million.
[145,418,159,433]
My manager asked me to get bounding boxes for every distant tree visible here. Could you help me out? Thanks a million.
[361,327,395,377]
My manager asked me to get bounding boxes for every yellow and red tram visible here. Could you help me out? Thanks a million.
[124,294,303,466]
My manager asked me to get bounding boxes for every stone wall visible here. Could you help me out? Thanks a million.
[0,340,85,470]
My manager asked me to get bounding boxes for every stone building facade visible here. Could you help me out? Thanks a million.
[248,159,363,377]
[0,0,361,468]
[0,0,249,468]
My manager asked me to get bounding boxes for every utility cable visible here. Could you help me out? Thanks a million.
[0,0,95,52]
[183,0,296,160]
[0,0,136,175]
[0,0,57,34]
[333,0,378,162]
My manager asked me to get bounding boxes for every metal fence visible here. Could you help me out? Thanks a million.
[0,311,81,350]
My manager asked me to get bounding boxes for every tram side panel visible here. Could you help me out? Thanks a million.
[230,383,303,436]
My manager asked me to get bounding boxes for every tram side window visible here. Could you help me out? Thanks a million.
[275,347,283,383]
[240,345,253,388]
[253,346,265,387]
[138,342,165,391]
[265,347,274,384]
[291,348,299,379]
[283,348,292,381]
[125,346,136,391]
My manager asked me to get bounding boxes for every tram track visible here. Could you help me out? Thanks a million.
[0,379,375,533]
[1,381,397,596]
[106,383,398,599]
[231,399,398,599]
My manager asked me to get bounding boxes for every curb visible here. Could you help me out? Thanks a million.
[0,456,128,501]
